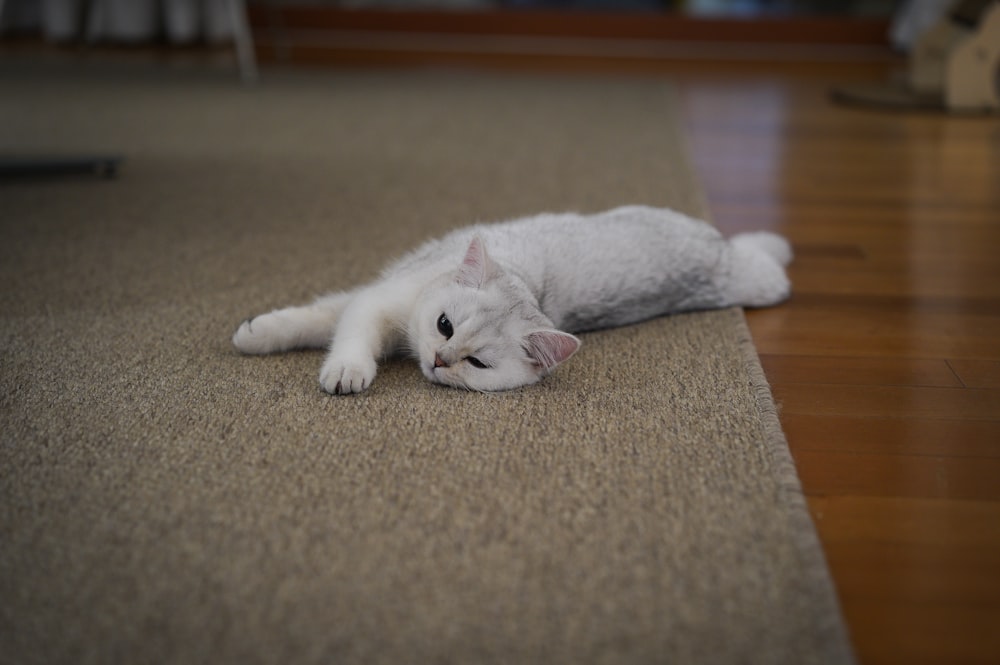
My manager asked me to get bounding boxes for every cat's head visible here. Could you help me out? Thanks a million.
[410,235,580,392]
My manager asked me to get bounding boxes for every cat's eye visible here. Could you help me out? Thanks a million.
[465,356,489,369]
[437,313,453,339]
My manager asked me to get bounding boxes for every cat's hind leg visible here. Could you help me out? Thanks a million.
[232,292,352,354]
[723,232,792,308]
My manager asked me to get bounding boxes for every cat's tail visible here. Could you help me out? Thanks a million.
[732,231,793,267]
[724,231,793,308]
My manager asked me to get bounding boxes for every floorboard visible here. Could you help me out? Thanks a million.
[680,64,1000,665]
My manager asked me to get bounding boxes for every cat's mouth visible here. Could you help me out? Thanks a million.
[421,360,446,385]
[423,360,465,389]
[420,347,448,383]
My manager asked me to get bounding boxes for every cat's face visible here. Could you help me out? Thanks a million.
[409,236,580,392]
[411,280,547,391]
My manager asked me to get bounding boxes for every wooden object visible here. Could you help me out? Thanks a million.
[945,2,1000,109]
[910,0,1000,111]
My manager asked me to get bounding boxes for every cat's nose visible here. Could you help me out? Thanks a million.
[434,353,449,368]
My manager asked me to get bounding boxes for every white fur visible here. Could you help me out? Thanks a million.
[233,205,792,394]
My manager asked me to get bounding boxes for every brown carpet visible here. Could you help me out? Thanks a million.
[0,58,854,665]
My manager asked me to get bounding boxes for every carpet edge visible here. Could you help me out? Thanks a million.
[730,307,857,664]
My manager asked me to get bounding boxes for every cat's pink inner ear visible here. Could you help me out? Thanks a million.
[456,235,494,288]
[524,330,581,371]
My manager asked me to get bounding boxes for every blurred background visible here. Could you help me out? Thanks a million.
[0,0,917,75]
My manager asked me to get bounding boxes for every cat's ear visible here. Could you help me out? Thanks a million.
[523,330,581,372]
[456,235,498,289]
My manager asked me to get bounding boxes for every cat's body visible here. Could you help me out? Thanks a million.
[233,205,791,393]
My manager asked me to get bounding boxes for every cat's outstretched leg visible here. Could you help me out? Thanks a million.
[724,232,792,308]
[232,292,352,354]
[319,282,415,395]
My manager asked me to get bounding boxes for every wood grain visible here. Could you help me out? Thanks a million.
[680,65,1000,665]
[810,497,1000,665]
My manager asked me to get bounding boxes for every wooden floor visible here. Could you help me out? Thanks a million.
[676,62,1000,665]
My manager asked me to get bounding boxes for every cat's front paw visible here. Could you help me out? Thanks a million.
[233,315,285,355]
[233,317,268,354]
[320,355,377,395]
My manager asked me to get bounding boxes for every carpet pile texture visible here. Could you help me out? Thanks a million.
[0,60,853,664]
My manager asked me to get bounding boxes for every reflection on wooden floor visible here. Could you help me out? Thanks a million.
[679,63,1000,665]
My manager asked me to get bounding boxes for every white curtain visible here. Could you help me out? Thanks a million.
[2,0,240,44]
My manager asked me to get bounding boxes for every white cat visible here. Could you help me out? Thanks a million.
[233,205,791,394]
